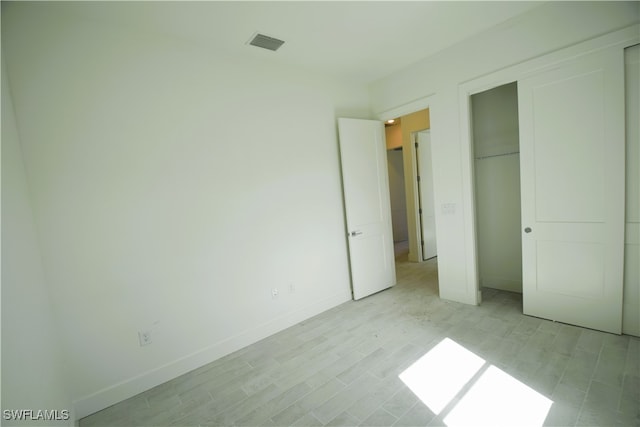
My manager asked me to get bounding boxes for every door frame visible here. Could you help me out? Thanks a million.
[458,25,639,306]
[415,129,438,261]
[413,131,427,261]
[377,95,435,263]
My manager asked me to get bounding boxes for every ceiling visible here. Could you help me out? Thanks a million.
[9,1,545,83]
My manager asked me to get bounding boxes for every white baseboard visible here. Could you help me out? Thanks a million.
[480,277,523,294]
[72,291,352,420]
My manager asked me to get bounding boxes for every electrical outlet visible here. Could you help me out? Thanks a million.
[289,283,295,293]
[138,330,152,346]
[271,288,279,299]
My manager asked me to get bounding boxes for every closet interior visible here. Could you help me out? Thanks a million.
[471,82,523,294]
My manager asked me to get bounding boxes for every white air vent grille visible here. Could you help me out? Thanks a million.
[248,33,285,51]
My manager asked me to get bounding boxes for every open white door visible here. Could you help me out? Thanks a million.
[338,118,396,300]
[518,47,625,334]
[417,130,437,260]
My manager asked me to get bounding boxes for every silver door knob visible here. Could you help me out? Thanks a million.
[524,227,532,233]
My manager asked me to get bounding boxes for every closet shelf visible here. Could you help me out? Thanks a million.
[475,151,520,160]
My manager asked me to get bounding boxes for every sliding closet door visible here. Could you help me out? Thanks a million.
[518,46,625,334]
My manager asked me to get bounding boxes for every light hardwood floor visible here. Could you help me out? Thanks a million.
[80,254,639,426]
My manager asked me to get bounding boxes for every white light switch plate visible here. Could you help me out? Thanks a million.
[441,203,456,215]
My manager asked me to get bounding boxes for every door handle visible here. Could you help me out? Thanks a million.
[524,227,532,233]
[350,231,363,237]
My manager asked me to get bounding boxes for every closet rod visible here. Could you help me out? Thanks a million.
[475,151,520,160]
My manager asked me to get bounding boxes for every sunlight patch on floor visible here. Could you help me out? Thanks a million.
[398,338,485,414]
[399,338,553,426]
[444,365,553,426]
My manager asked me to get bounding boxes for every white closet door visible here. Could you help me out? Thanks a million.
[518,46,625,334]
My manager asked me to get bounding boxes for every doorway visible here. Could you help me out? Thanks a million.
[387,146,410,258]
[470,82,522,294]
[383,107,440,295]
[383,109,432,263]
[385,118,410,258]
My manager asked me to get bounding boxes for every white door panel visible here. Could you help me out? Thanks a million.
[338,118,396,300]
[531,70,606,222]
[418,131,437,260]
[518,47,625,334]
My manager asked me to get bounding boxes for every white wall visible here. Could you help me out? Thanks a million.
[623,44,639,337]
[472,83,522,293]
[370,1,640,305]
[2,3,371,418]
[387,149,408,242]
[1,60,73,424]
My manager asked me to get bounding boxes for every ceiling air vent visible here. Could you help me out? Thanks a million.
[248,32,285,52]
